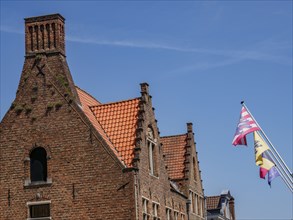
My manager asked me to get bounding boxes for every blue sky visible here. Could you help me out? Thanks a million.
[1,1,292,219]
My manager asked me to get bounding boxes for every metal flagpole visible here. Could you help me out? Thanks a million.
[241,101,293,187]
[255,129,293,191]
[266,149,293,192]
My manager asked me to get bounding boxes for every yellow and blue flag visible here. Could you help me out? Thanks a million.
[253,131,280,185]
[254,131,270,166]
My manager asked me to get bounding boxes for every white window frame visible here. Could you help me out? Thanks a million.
[180,213,185,220]
[189,191,193,213]
[142,197,150,220]
[27,200,51,220]
[195,194,197,215]
[152,201,160,220]
[174,210,179,220]
[147,127,158,177]
[166,207,171,220]
[147,138,158,177]
[148,140,155,175]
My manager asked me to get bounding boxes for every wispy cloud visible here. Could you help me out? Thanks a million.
[1,25,291,67]
[163,56,248,78]
[67,36,196,52]
[67,35,292,66]
[0,25,23,34]
[165,47,292,77]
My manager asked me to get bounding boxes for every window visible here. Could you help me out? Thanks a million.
[193,157,197,181]
[143,198,150,220]
[152,202,160,220]
[147,127,157,176]
[197,195,201,216]
[201,199,205,217]
[180,213,185,220]
[189,191,193,213]
[192,193,196,214]
[148,140,156,175]
[174,211,179,220]
[30,147,47,182]
[27,202,51,220]
[166,208,171,220]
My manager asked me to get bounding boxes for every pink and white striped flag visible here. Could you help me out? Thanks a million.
[232,106,260,146]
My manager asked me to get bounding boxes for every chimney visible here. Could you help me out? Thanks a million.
[140,82,149,95]
[229,198,236,220]
[18,14,81,106]
[187,122,193,133]
[25,14,65,56]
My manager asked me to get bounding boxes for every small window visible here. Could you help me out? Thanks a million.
[195,194,199,215]
[189,191,193,213]
[202,198,205,217]
[174,211,179,220]
[192,193,196,214]
[166,208,171,220]
[152,202,159,219]
[30,147,47,182]
[147,127,157,176]
[180,213,185,220]
[143,198,150,220]
[148,141,155,175]
[197,195,201,216]
[28,203,51,219]
[193,157,197,181]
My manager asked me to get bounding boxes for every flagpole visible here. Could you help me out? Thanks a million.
[241,102,293,186]
[256,130,293,191]
[266,149,293,192]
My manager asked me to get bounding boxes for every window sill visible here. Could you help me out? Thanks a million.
[27,218,51,220]
[24,178,52,188]
[149,173,159,179]
[190,213,204,218]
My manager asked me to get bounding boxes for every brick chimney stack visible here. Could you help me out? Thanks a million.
[25,14,65,56]
[14,13,81,107]
[187,122,193,134]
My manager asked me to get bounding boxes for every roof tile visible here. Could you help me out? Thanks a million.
[206,196,221,210]
[91,98,140,167]
[76,87,123,164]
[161,134,187,180]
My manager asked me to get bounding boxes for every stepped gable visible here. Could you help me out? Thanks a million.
[161,134,187,180]
[76,87,123,163]
[90,98,140,167]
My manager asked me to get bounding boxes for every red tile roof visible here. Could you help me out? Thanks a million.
[76,86,101,106]
[90,98,140,167]
[161,134,187,180]
[76,87,122,163]
[206,196,221,210]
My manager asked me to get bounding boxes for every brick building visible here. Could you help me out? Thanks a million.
[0,14,205,220]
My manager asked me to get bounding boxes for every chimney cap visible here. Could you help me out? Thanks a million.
[25,13,65,23]
[187,122,193,133]
[140,82,149,94]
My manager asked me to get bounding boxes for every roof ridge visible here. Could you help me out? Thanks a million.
[75,86,101,104]
[161,133,187,139]
[91,97,140,108]
[206,195,221,198]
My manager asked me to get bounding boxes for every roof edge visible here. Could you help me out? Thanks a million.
[161,133,187,139]
[90,97,141,108]
[75,86,101,104]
